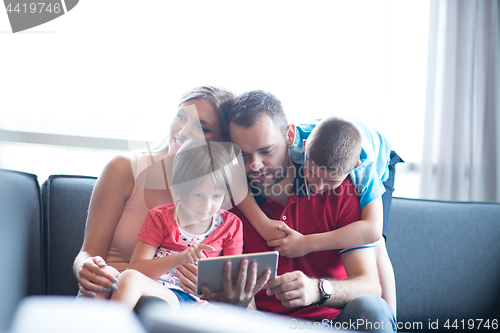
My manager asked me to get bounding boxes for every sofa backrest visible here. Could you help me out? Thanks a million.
[41,175,97,296]
[0,169,44,331]
[387,197,500,329]
[7,169,500,329]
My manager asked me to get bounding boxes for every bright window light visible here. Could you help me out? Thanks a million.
[0,0,429,197]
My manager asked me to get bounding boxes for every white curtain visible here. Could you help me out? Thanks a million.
[420,0,500,202]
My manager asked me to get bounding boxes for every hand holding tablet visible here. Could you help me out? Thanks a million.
[196,251,279,295]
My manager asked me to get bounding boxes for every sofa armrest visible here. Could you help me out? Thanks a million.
[387,198,500,330]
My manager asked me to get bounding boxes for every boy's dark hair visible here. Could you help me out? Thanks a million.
[305,117,362,175]
[228,90,288,138]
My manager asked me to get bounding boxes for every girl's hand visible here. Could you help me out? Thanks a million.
[179,244,215,265]
[266,224,310,258]
[174,245,214,294]
[76,256,119,297]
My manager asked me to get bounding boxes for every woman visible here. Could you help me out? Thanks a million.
[73,86,236,299]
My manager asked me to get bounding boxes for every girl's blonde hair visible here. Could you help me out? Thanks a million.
[171,139,236,206]
[148,86,235,154]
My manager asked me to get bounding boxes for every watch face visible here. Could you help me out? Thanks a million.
[321,279,333,295]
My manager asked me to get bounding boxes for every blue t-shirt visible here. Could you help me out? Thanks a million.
[290,119,392,210]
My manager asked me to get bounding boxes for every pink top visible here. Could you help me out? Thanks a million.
[138,202,243,257]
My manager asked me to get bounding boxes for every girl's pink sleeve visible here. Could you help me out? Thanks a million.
[137,210,165,249]
[222,213,244,255]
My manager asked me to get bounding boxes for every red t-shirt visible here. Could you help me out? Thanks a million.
[232,177,361,322]
[139,202,243,257]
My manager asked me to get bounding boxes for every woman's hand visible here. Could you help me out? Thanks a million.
[202,259,271,308]
[76,256,119,297]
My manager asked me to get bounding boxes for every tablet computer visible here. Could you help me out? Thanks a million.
[196,251,279,295]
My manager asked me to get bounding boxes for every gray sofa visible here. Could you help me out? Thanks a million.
[2,169,499,332]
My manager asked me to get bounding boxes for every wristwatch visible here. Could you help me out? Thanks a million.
[314,278,333,306]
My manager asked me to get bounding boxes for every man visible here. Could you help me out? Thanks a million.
[228,90,396,332]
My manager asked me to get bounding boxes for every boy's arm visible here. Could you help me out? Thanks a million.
[267,198,383,258]
[237,192,287,241]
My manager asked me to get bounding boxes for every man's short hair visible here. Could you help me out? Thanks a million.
[306,117,362,175]
[228,90,288,138]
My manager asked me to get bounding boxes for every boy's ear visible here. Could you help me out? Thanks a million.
[286,124,296,146]
[355,160,362,167]
[302,139,307,149]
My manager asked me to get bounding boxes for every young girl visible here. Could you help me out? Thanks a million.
[102,139,244,309]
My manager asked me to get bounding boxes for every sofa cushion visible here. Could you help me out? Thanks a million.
[41,175,97,296]
[387,198,500,330]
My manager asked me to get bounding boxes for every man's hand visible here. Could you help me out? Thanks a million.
[264,271,320,307]
[266,224,311,258]
[173,263,198,295]
[202,259,271,308]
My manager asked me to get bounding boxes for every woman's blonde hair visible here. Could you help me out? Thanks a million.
[171,139,236,207]
[148,86,235,154]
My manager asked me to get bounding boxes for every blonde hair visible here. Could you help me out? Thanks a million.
[171,139,236,206]
[147,86,235,154]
